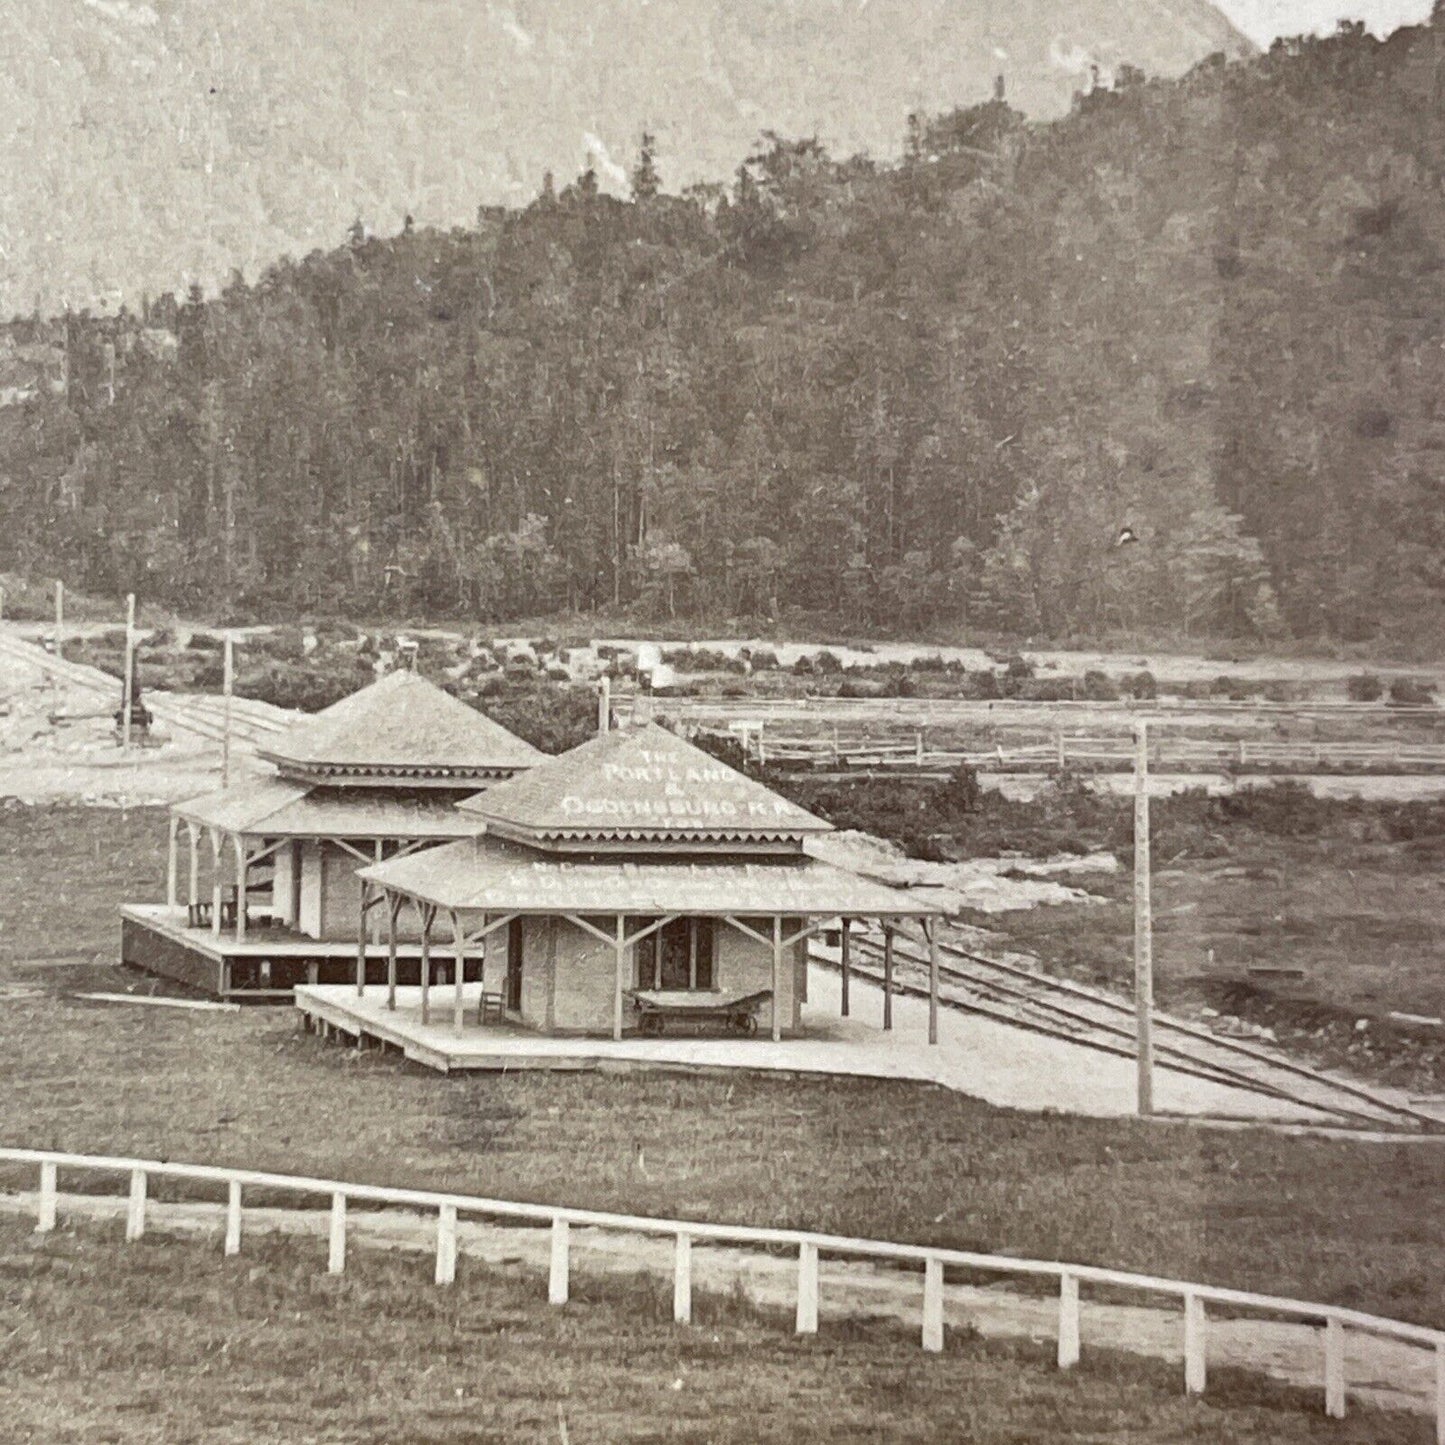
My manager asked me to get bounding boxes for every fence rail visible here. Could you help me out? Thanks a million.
[733,732,1445,775]
[3,1145,1442,1434]
[621,693,1444,721]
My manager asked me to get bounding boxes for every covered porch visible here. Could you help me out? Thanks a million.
[352,837,947,1043]
[120,903,429,1001]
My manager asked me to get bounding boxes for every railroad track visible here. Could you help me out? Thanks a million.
[0,632,290,749]
[820,927,1443,1132]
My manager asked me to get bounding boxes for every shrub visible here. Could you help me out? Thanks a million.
[260,625,307,662]
[1127,670,1158,700]
[792,654,815,676]
[544,665,570,682]
[937,762,983,815]
[909,654,949,672]
[1388,677,1436,707]
[813,649,843,673]
[1019,678,1076,702]
[1081,669,1118,701]
[839,677,889,699]
[1345,672,1383,703]
[749,648,780,671]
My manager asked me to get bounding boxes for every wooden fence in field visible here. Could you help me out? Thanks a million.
[3,1146,1442,1436]
[736,732,1445,776]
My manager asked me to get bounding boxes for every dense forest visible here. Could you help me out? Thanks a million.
[1,17,1444,647]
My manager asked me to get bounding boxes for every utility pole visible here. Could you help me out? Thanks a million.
[1134,720,1154,1116]
[121,593,136,748]
[221,632,234,788]
[53,580,64,656]
[597,674,611,736]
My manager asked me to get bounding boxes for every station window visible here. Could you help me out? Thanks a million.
[635,918,715,991]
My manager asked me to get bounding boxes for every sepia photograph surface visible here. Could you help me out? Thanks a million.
[2,2,1443,1441]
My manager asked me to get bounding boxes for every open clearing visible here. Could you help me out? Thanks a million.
[4,804,1445,1334]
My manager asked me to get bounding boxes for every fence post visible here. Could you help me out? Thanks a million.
[224,1180,242,1256]
[796,1240,819,1335]
[1055,731,1066,770]
[328,1193,347,1275]
[548,1217,570,1305]
[922,1256,944,1352]
[36,1160,57,1234]
[1057,1271,1080,1369]
[1434,1339,1444,1445]
[673,1232,692,1325]
[1183,1291,1206,1395]
[125,1169,147,1242]
[435,1204,457,1286]
[1324,1316,1346,1419]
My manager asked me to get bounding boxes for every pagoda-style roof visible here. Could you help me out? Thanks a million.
[257,669,543,788]
[456,722,831,854]
[174,779,485,841]
[360,834,939,919]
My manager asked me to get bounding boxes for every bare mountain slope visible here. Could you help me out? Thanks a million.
[0,0,1252,313]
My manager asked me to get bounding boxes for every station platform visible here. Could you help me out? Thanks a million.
[120,903,430,1001]
[293,970,1335,1125]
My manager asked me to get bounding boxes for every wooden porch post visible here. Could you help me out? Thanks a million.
[882,924,894,1031]
[613,913,626,1041]
[926,918,940,1046]
[420,905,433,1026]
[233,834,247,943]
[371,840,385,944]
[450,909,465,1034]
[771,915,783,1042]
[209,829,223,938]
[839,917,851,1018]
[385,893,401,1010]
[355,882,370,996]
[186,823,200,917]
[166,815,179,909]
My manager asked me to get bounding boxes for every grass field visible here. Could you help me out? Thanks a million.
[960,827,1445,1092]
[0,1219,1432,1444]
[3,802,1445,1342]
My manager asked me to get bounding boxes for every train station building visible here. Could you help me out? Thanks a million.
[341,722,946,1046]
[119,670,541,998]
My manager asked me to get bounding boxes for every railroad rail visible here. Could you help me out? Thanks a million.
[3,1145,1442,1434]
[0,632,289,749]
[818,927,1443,1133]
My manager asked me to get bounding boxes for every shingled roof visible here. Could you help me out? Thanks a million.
[361,834,937,918]
[258,670,543,787]
[174,782,485,840]
[456,722,831,853]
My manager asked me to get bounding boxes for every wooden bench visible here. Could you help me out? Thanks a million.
[628,989,772,1037]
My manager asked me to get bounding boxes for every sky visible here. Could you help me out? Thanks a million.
[1212,0,1433,46]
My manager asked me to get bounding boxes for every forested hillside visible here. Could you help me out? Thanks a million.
[2,19,1443,647]
[0,0,1250,314]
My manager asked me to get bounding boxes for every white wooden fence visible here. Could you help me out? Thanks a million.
[4,1145,1443,1437]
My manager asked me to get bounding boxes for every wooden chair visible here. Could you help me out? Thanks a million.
[478,992,505,1026]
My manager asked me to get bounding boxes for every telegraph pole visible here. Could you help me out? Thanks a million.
[1134,719,1154,1116]
[121,593,136,748]
[597,674,611,735]
[221,632,235,788]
